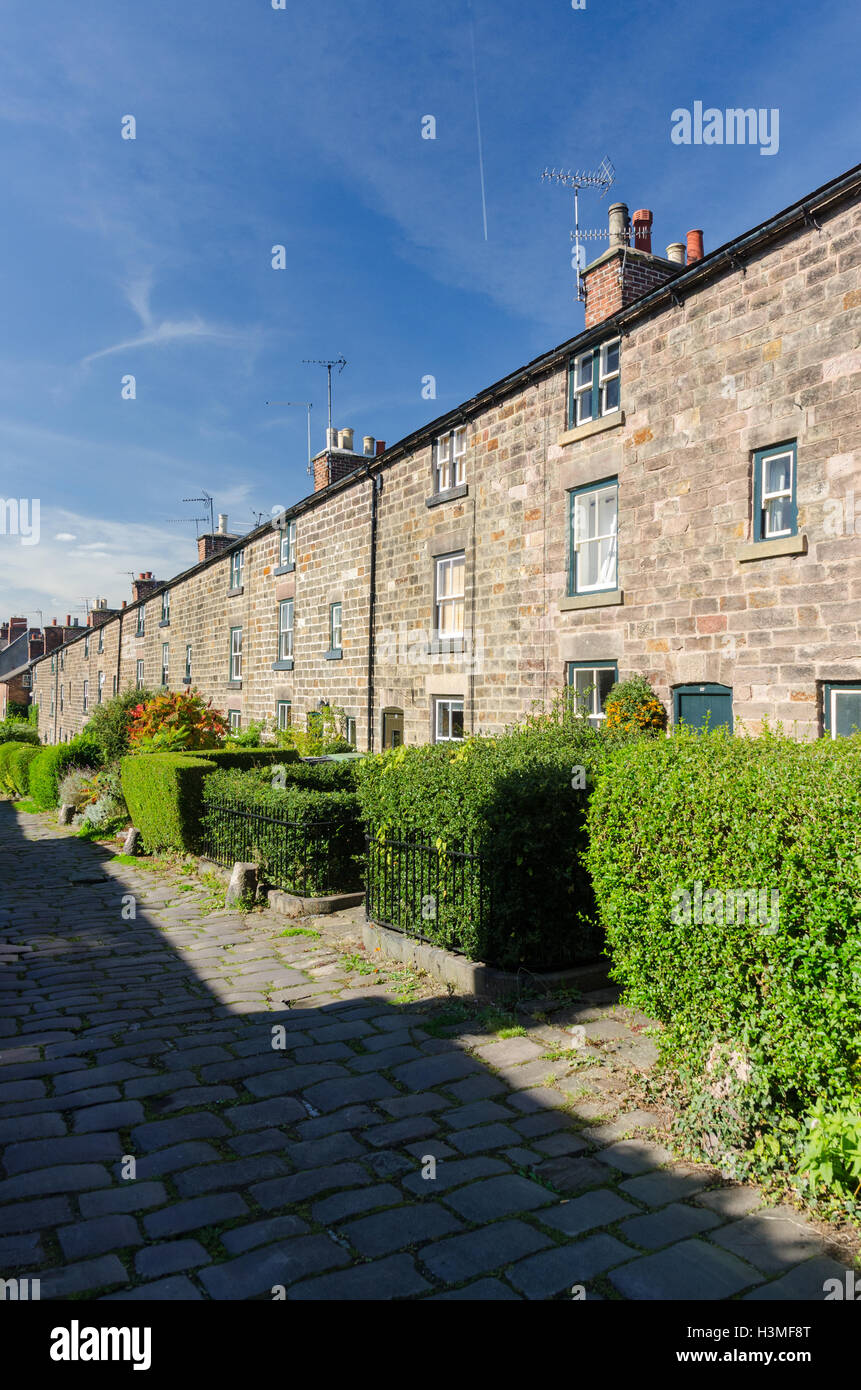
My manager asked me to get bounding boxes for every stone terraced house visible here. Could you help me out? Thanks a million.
[31,162,861,750]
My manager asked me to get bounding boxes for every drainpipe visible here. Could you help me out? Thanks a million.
[115,609,124,703]
[366,471,381,753]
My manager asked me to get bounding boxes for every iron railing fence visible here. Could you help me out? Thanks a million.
[364,829,491,956]
[201,795,362,898]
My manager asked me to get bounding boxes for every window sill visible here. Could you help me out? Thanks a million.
[737,533,807,562]
[324,650,343,661]
[227,680,243,690]
[425,637,467,656]
[559,410,624,447]
[182,677,192,686]
[159,620,170,628]
[425,484,469,509]
[274,563,295,576]
[272,659,294,671]
[559,588,624,611]
[227,586,244,598]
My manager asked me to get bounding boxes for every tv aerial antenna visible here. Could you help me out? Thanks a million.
[165,491,215,537]
[265,400,314,475]
[301,358,347,440]
[541,157,616,302]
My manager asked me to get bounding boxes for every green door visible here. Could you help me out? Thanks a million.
[674,684,733,732]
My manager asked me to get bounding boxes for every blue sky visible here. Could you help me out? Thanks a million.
[1,0,858,621]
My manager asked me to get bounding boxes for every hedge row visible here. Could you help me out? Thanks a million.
[200,768,363,896]
[586,726,861,1169]
[29,737,104,810]
[117,748,301,854]
[355,719,609,970]
[0,742,41,797]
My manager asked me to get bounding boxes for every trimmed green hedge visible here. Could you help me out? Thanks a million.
[200,768,363,895]
[28,737,104,810]
[120,754,214,853]
[586,726,861,1175]
[0,743,41,797]
[356,721,607,970]
[194,749,300,771]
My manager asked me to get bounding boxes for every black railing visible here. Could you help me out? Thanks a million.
[201,796,362,898]
[364,829,491,956]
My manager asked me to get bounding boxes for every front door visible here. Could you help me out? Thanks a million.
[382,708,404,749]
[674,684,733,732]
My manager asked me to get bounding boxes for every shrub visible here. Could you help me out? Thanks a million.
[58,766,99,811]
[0,742,40,797]
[200,768,363,895]
[356,713,608,970]
[127,690,228,752]
[277,704,355,757]
[83,687,160,763]
[0,719,41,746]
[603,674,668,734]
[194,749,300,772]
[585,725,861,1188]
[28,737,104,810]
[120,753,214,853]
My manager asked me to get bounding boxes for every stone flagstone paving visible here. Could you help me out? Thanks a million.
[0,802,855,1301]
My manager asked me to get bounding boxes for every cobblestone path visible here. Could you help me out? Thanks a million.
[0,803,853,1301]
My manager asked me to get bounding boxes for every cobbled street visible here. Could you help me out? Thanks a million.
[0,802,854,1301]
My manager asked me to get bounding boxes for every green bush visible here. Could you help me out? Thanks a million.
[0,742,40,797]
[28,737,104,810]
[83,687,160,763]
[194,749,299,772]
[0,719,41,746]
[586,725,861,1187]
[356,715,608,970]
[120,753,214,853]
[201,768,363,895]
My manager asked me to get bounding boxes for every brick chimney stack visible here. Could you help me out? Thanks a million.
[686,229,704,264]
[313,427,376,492]
[131,572,162,604]
[198,514,237,563]
[581,200,685,329]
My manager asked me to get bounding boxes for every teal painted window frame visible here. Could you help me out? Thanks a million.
[97,628,104,654]
[229,627,243,682]
[84,635,90,659]
[136,608,145,637]
[227,709,241,733]
[753,441,797,542]
[566,660,618,725]
[185,644,192,681]
[568,340,621,428]
[824,681,861,738]
[673,683,734,732]
[162,590,171,623]
[329,601,343,655]
[568,477,619,596]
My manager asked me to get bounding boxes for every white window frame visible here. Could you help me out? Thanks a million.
[136,660,144,690]
[230,628,243,681]
[82,679,89,714]
[345,715,357,745]
[162,590,170,623]
[228,709,241,734]
[98,671,105,705]
[571,481,618,594]
[572,348,595,425]
[434,697,465,743]
[136,608,145,637]
[599,339,621,416]
[230,550,245,590]
[185,644,192,681]
[278,600,294,661]
[761,447,794,539]
[280,520,296,568]
[276,700,291,732]
[434,426,467,493]
[568,663,617,728]
[330,602,343,653]
[434,552,465,640]
[161,642,169,687]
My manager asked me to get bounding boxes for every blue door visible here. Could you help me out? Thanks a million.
[674,684,733,732]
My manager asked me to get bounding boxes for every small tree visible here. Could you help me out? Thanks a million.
[127,690,228,753]
[603,676,668,735]
[83,687,160,763]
